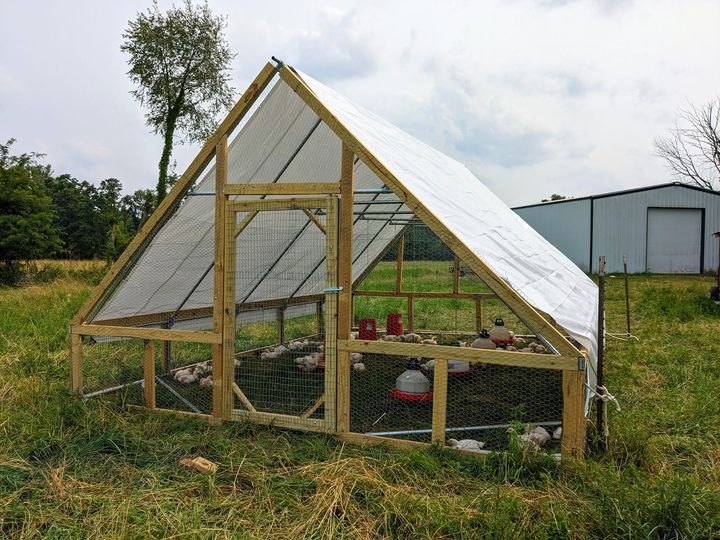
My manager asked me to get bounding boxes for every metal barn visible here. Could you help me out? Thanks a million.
[514,183,720,274]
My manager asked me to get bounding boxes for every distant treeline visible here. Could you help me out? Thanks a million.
[1,139,156,283]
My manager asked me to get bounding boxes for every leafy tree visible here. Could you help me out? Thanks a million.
[44,175,106,259]
[541,194,567,202]
[121,0,235,203]
[0,140,62,284]
[655,97,720,191]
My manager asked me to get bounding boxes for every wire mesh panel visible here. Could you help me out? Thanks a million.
[81,338,145,405]
[348,353,435,443]
[227,197,336,430]
[442,360,563,453]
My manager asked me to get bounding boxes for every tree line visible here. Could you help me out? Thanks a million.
[0,139,155,284]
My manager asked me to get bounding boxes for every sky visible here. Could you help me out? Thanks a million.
[1,0,718,206]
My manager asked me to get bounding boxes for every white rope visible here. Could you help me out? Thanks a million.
[606,332,639,342]
[589,384,621,437]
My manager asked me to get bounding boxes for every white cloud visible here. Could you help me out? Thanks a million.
[1,0,718,206]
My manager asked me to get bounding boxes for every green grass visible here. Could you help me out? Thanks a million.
[2,264,720,538]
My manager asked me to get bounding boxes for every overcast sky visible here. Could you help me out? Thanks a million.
[1,0,718,206]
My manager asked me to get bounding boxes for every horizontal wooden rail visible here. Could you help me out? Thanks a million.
[337,339,579,370]
[227,197,332,212]
[224,182,340,195]
[353,290,497,300]
[92,294,325,327]
[231,409,327,432]
[71,324,221,344]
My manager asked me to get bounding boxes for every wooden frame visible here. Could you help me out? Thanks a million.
[70,324,220,344]
[223,182,340,195]
[71,61,588,459]
[224,195,339,432]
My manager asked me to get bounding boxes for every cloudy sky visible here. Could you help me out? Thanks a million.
[1,0,718,206]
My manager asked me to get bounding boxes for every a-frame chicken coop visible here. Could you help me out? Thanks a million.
[69,60,598,458]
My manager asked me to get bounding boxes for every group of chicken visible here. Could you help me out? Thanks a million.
[173,361,213,389]
[447,424,563,453]
[380,333,438,344]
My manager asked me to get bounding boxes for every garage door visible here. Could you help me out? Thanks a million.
[646,208,702,273]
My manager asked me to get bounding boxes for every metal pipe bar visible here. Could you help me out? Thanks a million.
[156,377,202,414]
[366,420,562,437]
[354,188,392,194]
[187,192,215,196]
[82,379,143,399]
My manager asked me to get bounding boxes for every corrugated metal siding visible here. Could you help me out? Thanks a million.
[515,199,592,272]
[592,185,720,273]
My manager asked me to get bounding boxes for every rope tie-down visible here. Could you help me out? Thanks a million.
[587,384,621,437]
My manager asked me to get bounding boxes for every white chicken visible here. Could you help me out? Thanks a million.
[349,352,363,364]
[174,368,196,385]
[447,438,486,452]
[199,376,213,389]
[352,362,366,372]
[517,426,551,448]
[552,426,562,440]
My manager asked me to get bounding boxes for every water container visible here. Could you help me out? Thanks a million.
[358,319,377,340]
[386,313,404,336]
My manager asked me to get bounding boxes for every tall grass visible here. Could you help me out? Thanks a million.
[1,268,720,537]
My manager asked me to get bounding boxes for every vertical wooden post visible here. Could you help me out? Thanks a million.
[278,308,286,344]
[453,256,460,294]
[161,340,171,372]
[316,301,324,336]
[215,135,232,421]
[475,298,482,332]
[395,234,404,293]
[324,196,339,432]
[143,339,156,409]
[69,333,83,393]
[336,143,354,433]
[407,296,414,332]
[561,365,586,459]
[221,205,237,420]
[431,358,448,445]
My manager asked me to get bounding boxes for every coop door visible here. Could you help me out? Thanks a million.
[224,196,338,432]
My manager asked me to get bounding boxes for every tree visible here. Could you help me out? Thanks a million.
[121,0,235,203]
[655,97,720,191]
[0,140,62,284]
[541,194,567,202]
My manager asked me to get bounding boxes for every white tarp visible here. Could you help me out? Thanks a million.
[297,69,599,396]
[93,65,598,404]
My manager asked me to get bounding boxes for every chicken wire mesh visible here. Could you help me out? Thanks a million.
[228,201,332,425]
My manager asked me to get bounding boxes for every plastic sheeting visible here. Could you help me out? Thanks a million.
[297,69,599,395]
[92,65,598,402]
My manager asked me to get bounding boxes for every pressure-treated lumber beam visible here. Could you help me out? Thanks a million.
[337,339,579,370]
[71,324,221,344]
[223,182,340,195]
[71,62,277,327]
[232,383,256,412]
[222,207,237,420]
[212,134,228,420]
[562,367,586,458]
[279,66,579,359]
[234,210,258,238]
[395,234,404,292]
[302,208,326,234]
[227,197,330,213]
[69,333,83,393]
[431,358,448,445]
[353,290,496,300]
[231,409,327,432]
[143,340,156,409]
[337,146,354,433]
[324,195,339,432]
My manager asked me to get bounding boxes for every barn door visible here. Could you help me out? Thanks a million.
[222,196,338,432]
[646,208,703,273]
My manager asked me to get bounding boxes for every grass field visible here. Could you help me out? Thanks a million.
[1,261,720,538]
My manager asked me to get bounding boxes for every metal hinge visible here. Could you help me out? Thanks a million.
[578,356,586,370]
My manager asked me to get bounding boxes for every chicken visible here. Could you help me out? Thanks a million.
[552,426,562,440]
[422,336,437,345]
[174,369,196,385]
[516,425,551,448]
[403,333,423,344]
[447,438,486,452]
[349,352,363,364]
[199,376,213,389]
[352,362,366,372]
[420,359,435,370]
